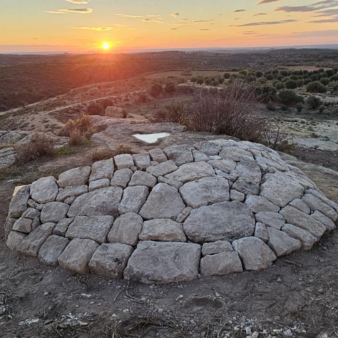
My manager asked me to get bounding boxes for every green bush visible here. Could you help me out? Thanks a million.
[224,73,230,79]
[296,102,304,113]
[320,78,330,86]
[265,74,273,81]
[255,71,263,78]
[306,81,327,93]
[275,82,285,90]
[307,96,322,109]
[285,80,297,89]
[279,90,304,106]
[296,79,304,87]
[196,77,204,85]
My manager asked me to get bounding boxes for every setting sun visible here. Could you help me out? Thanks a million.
[102,42,110,50]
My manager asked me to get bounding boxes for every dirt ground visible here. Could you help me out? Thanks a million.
[1,145,338,338]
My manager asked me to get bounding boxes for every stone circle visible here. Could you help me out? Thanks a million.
[5,139,338,284]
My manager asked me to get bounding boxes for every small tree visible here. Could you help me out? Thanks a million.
[285,80,297,89]
[320,78,330,86]
[307,96,322,109]
[224,73,230,79]
[306,81,327,93]
[279,90,304,106]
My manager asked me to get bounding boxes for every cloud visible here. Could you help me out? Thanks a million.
[142,18,163,23]
[243,31,258,34]
[66,0,88,4]
[170,13,180,17]
[276,6,316,12]
[47,8,93,14]
[254,12,267,16]
[277,0,338,13]
[234,9,246,12]
[232,19,296,26]
[309,16,338,22]
[194,20,213,23]
[257,0,282,4]
[74,26,123,31]
[200,28,210,30]
[115,14,143,18]
[315,8,338,16]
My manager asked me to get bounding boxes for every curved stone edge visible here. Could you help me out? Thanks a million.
[4,139,338,284]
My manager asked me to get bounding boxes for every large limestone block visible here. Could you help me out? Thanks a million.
[89,243,133,278]
[17,222,55,257]
[184,201,255,243]
[139,219,187,242]
[58,238,99,274]
[245,195,280,214]
[307,189,338,213]
[289,198,310,214]
[202,240,233,256]
[280,206,326,239]
[8,185,30,217]
[192,150,209,162]
[163,145,194,166]
[56,185,88,202]
[124,241,201,284]
[38,235,70,266]
[54,218,74,236]
[139,183,185,220]
[4,217,18,240]
[105,106,125,118]
[89,179,110,192]
[165,162,215,183]
[179,177,229,208]
[302,193,338,222]
[267,227,301,257]
[201,251,243,276]
[6,231,27,251]
[90,158,114,181]
[114,154,134,170]
[282,224,317,251]
[311,211,336,232]
[232,237,276,271]
[149,148,167,163]
[254,223,269,242]
[146,160,178,177]
[58,166,91,188]
[132,153,151,170]
[232,178,260,195]
[31,177,59,204]
[255,211,285,230]
[195,141,222,156]
[66,215,114,244]
[13,217,33,233]
[108,212,143,246]
[68,187,123,217]
[219,146,254,162]
[41,202,69,223]
[129,171,157,188]
[207,159,236,173]
[260,173,304,207]
[110,168,133,188]
[235,161,262,184]
[118,186,149,214]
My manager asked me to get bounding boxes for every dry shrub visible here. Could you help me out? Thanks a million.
[15,133,55,164]
[59,115,97,146]
[186,81,266,142]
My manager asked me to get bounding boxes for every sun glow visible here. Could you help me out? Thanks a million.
[102,42,110,50]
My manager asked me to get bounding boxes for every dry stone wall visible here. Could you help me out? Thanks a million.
[5,139,338,284]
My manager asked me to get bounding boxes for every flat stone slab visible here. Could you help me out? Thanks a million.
[245,195,280,214]
[90,158,114,181]
[139,219,187,242]
[54,218,74,237]
[302,193,338,222]
[124,241,201,284]
[89,179,110,192]
[58,238,99,274]
[133,153,151,170]
[31,177,58,204]
[38,235,70,266]
[8,185,30,218]
[68,187,122,217]
[140,183,185,220]
[149,148,167,163]
[6,231,27,251]
[201,251,243,276]
[66,216,114,244]
[180,177,229,208]
[111,169,133,188]
[232,237,276,271]
[17,223,55,257]
[89,243,133,278]
[114,154,134,170]
[163,145,194,166]
[267,227,301,257]
[41,202,69,224]
[108,212,143,246]
[282,224,317,251]
[118,186,149,214]
[202,240,233,256]
[165,161,215,183]
[58,166,91,188]
[255,212,285,230]
[184,202,255,243]
[57,185,88,202]
[146,160,178,177]
[129,171,157,188]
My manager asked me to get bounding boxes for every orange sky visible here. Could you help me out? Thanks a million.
[1,0,338,53]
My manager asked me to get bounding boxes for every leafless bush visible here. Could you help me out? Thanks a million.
[15,133,55,164]
[186,81,267,142]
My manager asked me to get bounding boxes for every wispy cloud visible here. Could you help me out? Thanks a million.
[142,18,163,23]
[46,8,93,14]
[277,0,338,13]
[234,9,246,12]
[254,12,267,16]
[170,13,180,18]
[232,19,296,27]
[243,31,258,34]
[309,16,338,22]
[115,14,143,18]
[66,0,88,4]
[257,0,282,4]
[194,20,213,23]
[74,26,123,31]
[200,28,210,31]
[276,6,317,12]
